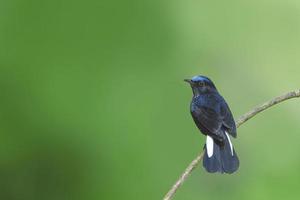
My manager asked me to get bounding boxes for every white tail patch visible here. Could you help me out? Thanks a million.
[225,131,234,156]
[206,136,214,158]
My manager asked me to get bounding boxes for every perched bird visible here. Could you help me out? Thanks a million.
[185,75,239,174]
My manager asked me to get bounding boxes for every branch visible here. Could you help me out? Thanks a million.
[163,89,300,200]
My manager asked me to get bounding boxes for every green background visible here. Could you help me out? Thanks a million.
[1,0,300,199]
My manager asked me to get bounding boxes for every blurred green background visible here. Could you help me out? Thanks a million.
[1,0,300,199]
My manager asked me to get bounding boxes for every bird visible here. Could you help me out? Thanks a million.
[184,75,239,174]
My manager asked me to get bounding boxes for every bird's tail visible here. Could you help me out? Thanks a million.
[203,132,239,174]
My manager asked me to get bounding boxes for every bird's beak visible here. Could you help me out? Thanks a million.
[184,79,192,84]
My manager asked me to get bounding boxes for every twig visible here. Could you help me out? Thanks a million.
[163,89,300,200]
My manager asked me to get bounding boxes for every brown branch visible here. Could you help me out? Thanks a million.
[163,89,300,200]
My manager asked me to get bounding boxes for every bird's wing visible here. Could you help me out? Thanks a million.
[192,105,224,140]
[220,101,237,137]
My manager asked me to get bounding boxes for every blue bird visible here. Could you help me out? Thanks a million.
[185,75,239,173]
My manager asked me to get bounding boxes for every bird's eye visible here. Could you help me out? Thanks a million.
[199,82,204,87]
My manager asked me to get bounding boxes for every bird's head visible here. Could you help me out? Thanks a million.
[184,75,217,95]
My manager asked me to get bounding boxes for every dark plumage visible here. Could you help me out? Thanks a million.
[185,75,239,174]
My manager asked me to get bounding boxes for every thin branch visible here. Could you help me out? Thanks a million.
[163,89,300,200]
